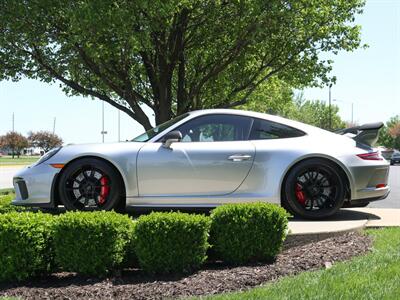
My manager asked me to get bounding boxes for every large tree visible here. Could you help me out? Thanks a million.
[0,0,365,130]
[0,132,29,158]
[28,131,63,152]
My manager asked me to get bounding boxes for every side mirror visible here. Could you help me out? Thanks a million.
[162,130,182,148]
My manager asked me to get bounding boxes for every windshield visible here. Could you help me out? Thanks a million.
[132,113,189,142]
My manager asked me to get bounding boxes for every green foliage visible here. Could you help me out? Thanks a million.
[378,115,400,149]
[0,212,54,282]
[134,212,210,274]
[241,82,345,131]
[239,78,296,117]
[291,98,346,131]
[210,203,288,265]
[0,193,25,214]
[53,211,135,276]
[0,0,365,128]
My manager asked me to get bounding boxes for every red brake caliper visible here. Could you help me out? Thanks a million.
[99,176,110,204]
[295,183,306,205]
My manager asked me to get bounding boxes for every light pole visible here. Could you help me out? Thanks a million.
[118,109,121,142]
[101,101,108,143]
[333,99,354,124]
[53,117,56,134]
[328,84,332,130]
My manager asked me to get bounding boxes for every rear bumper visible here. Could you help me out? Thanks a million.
[348,189,390,206]
[347,163,390,201]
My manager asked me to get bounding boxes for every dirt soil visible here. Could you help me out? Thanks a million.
[0,231,372,300]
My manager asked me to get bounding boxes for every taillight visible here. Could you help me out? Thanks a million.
[356,152,383,161]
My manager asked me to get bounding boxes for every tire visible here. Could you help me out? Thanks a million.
[58,158,124,211]
[283,158,346,220]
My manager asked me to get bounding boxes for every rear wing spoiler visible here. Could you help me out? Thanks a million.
[336,122,384,147]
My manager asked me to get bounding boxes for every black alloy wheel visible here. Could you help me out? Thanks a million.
[58,158,123,211]
[283,158,346,219]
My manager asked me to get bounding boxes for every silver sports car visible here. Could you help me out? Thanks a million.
[12,109,390,219]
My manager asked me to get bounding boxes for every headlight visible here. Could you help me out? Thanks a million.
[33,147,62,166]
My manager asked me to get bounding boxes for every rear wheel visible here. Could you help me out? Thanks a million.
[283,159,346,219]
[58,158,123,211]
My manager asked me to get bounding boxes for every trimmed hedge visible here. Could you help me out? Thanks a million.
[134,212,211,274]
[0,212,54,282]
[210,202,288,264]
[53,211,135,276]
[0,193,26,213]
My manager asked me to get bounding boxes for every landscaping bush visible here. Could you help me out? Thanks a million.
[0,192,26,213]
[0,212,54,282]
[53,211,135,276]
[210,202,289,264]
[134,212,211,274]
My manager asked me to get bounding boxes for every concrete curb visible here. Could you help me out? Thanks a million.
[285,208,400,249]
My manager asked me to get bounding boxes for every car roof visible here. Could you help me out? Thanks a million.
[186,109,332,136]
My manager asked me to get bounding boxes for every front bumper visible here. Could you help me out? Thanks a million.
[12,163,58,207]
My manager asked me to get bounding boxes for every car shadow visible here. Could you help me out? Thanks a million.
[289,208,381,222]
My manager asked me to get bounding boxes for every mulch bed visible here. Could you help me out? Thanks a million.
[0,231,372,300]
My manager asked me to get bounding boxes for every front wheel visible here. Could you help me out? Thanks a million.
[58,158,124,211]
[283,159,346,220]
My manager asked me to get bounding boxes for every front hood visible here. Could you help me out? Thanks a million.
[48,141,145,164]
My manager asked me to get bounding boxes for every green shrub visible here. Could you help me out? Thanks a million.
[53,211,135,276]
[210,202,289,264]
[0,212,54,282]
[0,193,26,213]
[134,212,210,274]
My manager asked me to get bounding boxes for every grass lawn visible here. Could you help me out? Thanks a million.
[201,228,400,300]
[0,155,39,166]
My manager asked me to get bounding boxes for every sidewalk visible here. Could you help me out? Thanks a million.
[288,208,400,235]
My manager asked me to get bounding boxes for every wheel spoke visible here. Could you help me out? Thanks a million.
[72,195,83,204]
[66,187,80,191]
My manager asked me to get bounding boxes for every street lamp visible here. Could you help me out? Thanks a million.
[333,99,354,124]
[328,84,332,130]
[101,101,108,143]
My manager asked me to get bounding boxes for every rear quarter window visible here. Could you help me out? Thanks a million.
[249,118,305,140]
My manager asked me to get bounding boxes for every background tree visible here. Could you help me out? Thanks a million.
[28,131,63,153]
[0,0,365,129]
[291,99,345,131]
[0,132,29,158]
[241,82,345,131]
[378,116,400,150]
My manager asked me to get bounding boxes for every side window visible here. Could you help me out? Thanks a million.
[174,114,253,142]
[249,118,305,140]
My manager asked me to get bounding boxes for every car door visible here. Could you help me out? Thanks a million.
[136,114,255,198]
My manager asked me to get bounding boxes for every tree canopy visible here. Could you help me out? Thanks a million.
[28,131,63,152]
[241,82,345,131]
[0,132,29,158]
[378,116,400,150]
[0,0,365,129]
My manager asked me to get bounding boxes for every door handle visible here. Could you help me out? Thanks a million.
[228,154,252,161]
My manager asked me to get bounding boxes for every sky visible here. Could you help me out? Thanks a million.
[0,0,399,144]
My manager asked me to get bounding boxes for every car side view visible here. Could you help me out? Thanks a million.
[12,109,390,219]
